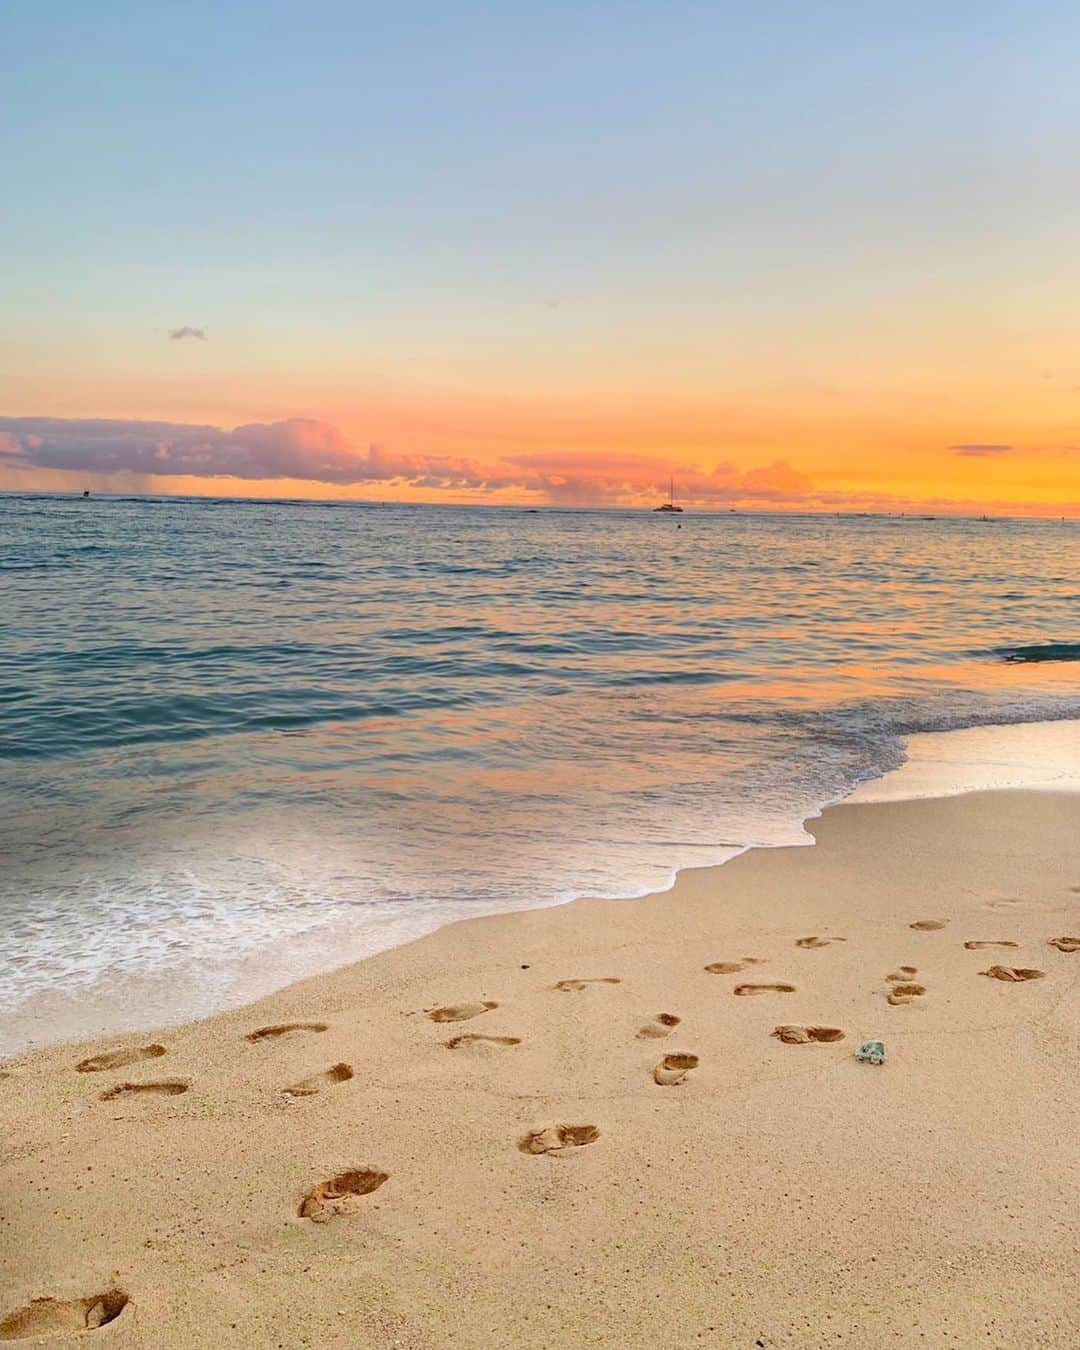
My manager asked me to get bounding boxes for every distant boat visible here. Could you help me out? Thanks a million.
[654,477,683,513]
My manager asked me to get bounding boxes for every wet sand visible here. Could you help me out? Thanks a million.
[1,754,1078,1345]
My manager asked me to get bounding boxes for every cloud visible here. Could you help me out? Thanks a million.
[1,416,1075,514]
[502,450,812,505]
[950,443,1012,456]
[0,417,496,488]
[0,415,811,505]
[168,326,207,341]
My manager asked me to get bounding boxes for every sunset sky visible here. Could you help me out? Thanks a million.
[1,2,1077,513]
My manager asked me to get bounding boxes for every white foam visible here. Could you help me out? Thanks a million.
[3,718,1077,1059]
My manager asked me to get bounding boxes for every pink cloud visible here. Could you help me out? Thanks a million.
[0,416,812,505]
[503,450,812,505]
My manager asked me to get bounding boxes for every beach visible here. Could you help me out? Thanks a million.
[6,4,1080,1343]
[1,724,1078,1347]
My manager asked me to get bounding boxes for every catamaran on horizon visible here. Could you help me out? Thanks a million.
[653,476,683,512]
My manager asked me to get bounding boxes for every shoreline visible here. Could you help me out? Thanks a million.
[0,728,1077,1344]
[2,718,1078,1061]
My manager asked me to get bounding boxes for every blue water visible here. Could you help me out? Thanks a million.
[1,494,1077,1048]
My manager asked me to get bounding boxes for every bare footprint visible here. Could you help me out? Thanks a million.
[299,1168,388,1222]
[519,1124,599,1154]
[652,1052,699,1086]
[426,1001,498,1023]
[635,1013,681,1040]
[283,1063,354,1097]
[886,966,919,982]
[795,936,846,949]
[910,920,947,931]
[246,1022,328,1042]
[964,940,1019,950]
[444,1034,521,1050]
[551,978,621,992]
[0,1291,128,1339]
[704,958,764,974]
[887,983,926,1006]
[99,1079,189,1102]
[1048,936,1080,953]
[979,965,1045,982]
[771,1025,845,1044]
[733,983,795,996]
[76,1044,166,1074]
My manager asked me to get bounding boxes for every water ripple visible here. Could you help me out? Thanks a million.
[0,495,1077,1045]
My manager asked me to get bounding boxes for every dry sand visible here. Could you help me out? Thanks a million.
[1,737,1079,1346]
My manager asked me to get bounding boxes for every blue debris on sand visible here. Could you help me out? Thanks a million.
[856,1039,886,1065]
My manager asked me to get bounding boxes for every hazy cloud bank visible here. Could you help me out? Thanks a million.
[0,415,812,505]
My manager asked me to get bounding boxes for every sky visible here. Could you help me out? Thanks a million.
[1,1,1078,512]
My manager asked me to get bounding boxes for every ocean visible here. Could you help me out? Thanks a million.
[1,493,1077,1051]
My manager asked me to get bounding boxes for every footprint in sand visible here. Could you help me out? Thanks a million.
[1048,936,1080,953]
[519,1124,599,1154]
[99,1079,189,1102]
[652,1052,699,1085]
[795,936,846,949]
[733,982,795,996]
[246,1022,328,1042]
[704,959,764,975]
[427,1001,498,1023]
[0,1291,128,1339]
[299,1168,388,1222]
[979,965,1045,982]
[886,966,918,982]
[771,1025,845,1044]
[886,982,926,1006]
[444,1034,521,1050]
[551,978,621,992]
[283,1063,354,1097]
[75,1044,166,1074]
[964,940,1019,950]
[635,1013,681,1040]
[910,920,947,931]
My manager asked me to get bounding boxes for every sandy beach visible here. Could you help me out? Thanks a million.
[7,3,1080,1342]
[1,727,1079,1348]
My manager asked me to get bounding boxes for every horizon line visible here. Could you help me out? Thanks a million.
[1,487,1075,521]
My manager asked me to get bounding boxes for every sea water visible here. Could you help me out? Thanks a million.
[1,495,1077,1051]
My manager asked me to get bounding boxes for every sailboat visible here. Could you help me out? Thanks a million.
[653,476,683,512]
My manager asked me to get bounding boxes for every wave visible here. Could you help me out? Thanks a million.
[997,642,1080,663]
